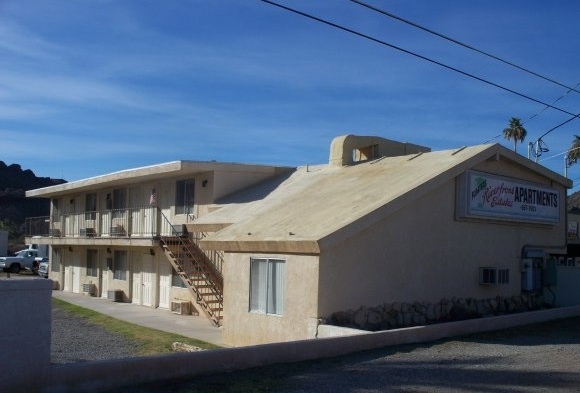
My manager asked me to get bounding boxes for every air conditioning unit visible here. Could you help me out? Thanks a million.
[171,300,191,315]
[107,290,123,302]
[479,267,497,285]
[82,283,95,296]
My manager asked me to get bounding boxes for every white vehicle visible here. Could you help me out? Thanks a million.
[37,259,49,278]
[0,249,40,274]
[0,244,48,274]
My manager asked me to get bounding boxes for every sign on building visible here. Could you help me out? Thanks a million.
[457,170,560,224]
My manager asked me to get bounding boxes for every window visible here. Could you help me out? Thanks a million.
[175,180,195,215]
[353,144,379,162]
[52,249,61,273]
[172,268,187,288]
[113,250,127,280]
[479,267,510,285]
[85,193,97,220]
[497,269,509,284]
[86,249,98,277]
[112,188,127,218]
[479,267,496,285]
[250,258,285,315]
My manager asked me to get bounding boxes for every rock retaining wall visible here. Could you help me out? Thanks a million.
[325,295,544,331]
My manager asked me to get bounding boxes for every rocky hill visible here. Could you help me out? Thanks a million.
[0,161,66,233]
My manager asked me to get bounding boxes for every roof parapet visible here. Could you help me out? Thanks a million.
[329,135,431,167]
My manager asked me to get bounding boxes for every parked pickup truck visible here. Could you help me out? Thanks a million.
[0,249,41,274]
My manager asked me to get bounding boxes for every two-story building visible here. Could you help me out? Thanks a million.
[26,135,573,346]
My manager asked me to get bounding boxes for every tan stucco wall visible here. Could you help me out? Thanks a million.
[222,253,320,346]
[50,245,197,308]
[317,163,567,317]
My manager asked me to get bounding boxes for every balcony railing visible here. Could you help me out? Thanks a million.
[25,205,164,238]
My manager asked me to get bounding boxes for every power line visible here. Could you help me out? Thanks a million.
[258,0,578,118]
[348,0,580,141]
[349,0,580,94]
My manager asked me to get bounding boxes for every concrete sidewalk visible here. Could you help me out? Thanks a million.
[52,290,224,346]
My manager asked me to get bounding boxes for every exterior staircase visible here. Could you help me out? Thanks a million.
[158,218,223,326]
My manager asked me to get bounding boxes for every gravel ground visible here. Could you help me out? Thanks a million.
[51,307,139,363]
[130,318,580,393]
[53,306,580,393]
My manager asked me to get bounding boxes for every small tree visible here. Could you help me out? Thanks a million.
[567,135,580,167]
[502,117,527,153]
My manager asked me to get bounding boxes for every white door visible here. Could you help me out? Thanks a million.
[63,265,71,292]
[72,266,81,293]
[142,255,154,307]
[158,261,171,309]
[101,257,111,298]
[132,260,142,304]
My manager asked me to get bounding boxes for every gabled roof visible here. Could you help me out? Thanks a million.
[199,144,571,254]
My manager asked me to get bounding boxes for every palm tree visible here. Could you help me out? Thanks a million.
[502,117,527,153]
[567,135,580,167]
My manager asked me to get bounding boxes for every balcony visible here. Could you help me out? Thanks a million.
[24,206,180,246]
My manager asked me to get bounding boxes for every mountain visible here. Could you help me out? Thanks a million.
[0,161,66,232]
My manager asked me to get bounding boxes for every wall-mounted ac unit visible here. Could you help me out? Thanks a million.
[107,290,123,302]
[82,283,95,296]
[171,300,191,315]
[479,267,497,285]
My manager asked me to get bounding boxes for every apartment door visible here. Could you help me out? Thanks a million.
[63,264,70,292]
[142,255,154,306]
[158,261,171,309]
[132,260,142,305]
[130,187,142,237]
[132,255,154,306]
[100,257,111,298]
[72,266,81,293]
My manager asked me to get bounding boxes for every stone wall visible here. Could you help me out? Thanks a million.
[325,295,544,331]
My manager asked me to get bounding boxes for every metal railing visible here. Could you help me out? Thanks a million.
[25,205,159,238]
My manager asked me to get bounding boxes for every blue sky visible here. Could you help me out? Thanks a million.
[2,1,580,188]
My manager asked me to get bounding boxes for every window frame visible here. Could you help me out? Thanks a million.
[249,257,285,316]
[175,179,195,216]
[85,193,97,220]
[86,249,98,277]
[113,250,127,281]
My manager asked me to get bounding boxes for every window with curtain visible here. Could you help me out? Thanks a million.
[249,258,285,315]
[175,179,195,215]
[112,188,127,218]
[85,193,97,220]
[86,249,98,277]
[113,250,127,280]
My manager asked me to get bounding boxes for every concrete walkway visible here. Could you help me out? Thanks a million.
[52,290,224,346]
